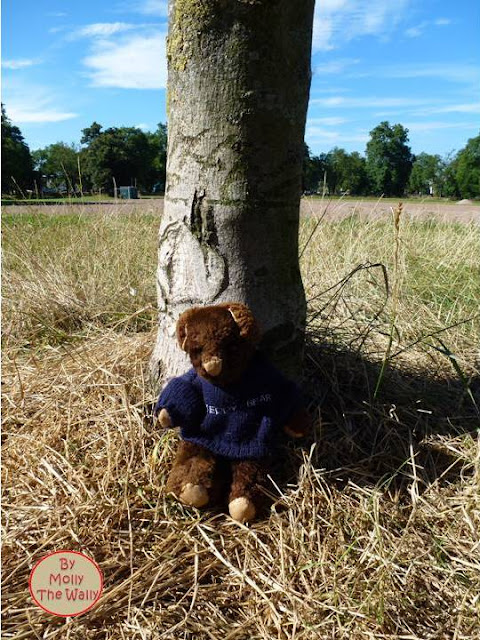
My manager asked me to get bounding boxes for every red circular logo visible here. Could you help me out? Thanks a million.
[29,550,103,617]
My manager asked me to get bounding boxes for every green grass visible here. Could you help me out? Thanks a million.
[2,208,159,347]
[1,194,164,205]
[2,211,90,228]
[2,194,114,205]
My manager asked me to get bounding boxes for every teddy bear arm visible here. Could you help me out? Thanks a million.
[272,374,310,438]
[155,375,205,430]
[283,407,311,438]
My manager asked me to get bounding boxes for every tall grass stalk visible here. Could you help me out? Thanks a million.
[374,202,402,398]
[77,154,84,197]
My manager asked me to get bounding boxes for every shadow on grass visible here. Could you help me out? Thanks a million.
[279,333,479,499]
[145,333,478,515]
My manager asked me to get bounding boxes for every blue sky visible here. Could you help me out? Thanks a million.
[2,0,479,157]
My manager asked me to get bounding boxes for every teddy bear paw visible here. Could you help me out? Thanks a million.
[228,497,256,523]
[179,483,209,508]
[158,408,173,429]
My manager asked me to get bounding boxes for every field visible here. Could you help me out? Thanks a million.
[2,199,480,639]
[301,197,480,225]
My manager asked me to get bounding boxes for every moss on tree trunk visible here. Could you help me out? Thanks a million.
[151,0,315,384]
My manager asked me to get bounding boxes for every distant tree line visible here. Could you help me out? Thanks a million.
[1,105,167,197]
[2,103,479,200]
[1,104,34,195]
[303,121,480,199]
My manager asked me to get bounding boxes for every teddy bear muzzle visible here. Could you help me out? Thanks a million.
[202,356,223,377]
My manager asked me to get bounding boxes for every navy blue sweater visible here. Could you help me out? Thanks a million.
[155,352,302,459]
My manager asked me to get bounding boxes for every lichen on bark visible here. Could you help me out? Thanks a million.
[152,0,315,384]
[167,0,222,71]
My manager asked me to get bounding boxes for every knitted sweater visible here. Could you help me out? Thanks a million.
[155,352,302,459]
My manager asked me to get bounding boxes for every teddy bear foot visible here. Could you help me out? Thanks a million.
[179,483,209,508]
[228,497,256,523]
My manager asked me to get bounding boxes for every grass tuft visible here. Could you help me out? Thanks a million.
[2,206,158,348]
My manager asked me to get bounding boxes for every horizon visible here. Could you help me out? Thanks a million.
[2,0,479,157]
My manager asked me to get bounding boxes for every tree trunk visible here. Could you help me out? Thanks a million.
[151,0,315,386]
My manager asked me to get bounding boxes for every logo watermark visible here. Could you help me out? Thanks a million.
[29,550,103,617]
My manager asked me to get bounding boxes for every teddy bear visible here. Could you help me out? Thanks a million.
[155,302,310,523]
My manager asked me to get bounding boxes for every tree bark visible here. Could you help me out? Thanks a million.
[151,0,315,385]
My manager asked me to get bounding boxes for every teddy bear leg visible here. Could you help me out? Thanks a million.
[228,460,266,523]
[166,441,217,508]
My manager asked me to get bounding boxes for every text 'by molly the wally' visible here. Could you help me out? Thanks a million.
[33,557,100,603]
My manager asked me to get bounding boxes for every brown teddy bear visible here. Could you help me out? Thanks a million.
[155,302,310,523]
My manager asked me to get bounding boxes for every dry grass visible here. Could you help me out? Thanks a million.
[2,201,479,638]
[1,205,159,349]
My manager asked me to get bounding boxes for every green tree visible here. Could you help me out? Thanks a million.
[345,151,369,195]
[439,152,460,199]
[80,121,102,145]
[408,152,444,196]
[32,142,80,195]
[324,147,342,195]
[455,133,480,199]
[325,148,368,196]
[146,122,168,193]
[81,125,157,194]
[365,121,413,197]
[1,104,34,194]
[303,144,327,193]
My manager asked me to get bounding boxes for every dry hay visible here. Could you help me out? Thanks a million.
[2,325,479,639]
[2,204,480,638]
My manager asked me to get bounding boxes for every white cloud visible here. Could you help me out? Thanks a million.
[312,15,335,52]
[135,0,168,17]
[362,5,389,33]
[2,79,78,124]
[436,103,480,114]
[9,108,78,123]
[312,0,411,51]
[73,17,168,90]
[404,17,453,38]
[83,32,167,89]
[347,62,480,86]
[315,58,360,75]
[308,117,349,126]
[311,87,352,95]
[305,125,369,146]
[305,126,342,141]
[321,0,350,10]
[2,58,40,70]
[382,63,480,85]
[311,96,429,109]
[73,23,138,39]
[405,26,424,38]
[412,103,480,116]
[404,121,479,133]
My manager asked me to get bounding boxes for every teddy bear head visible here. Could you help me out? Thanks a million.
[176,303,260,386]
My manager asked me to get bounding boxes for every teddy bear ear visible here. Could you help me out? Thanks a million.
[225,303,261,344]
[176,308,196,351]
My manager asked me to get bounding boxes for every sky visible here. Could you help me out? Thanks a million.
[2,0,479,157]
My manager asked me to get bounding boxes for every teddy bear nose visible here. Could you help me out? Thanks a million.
[203,356,223,376]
